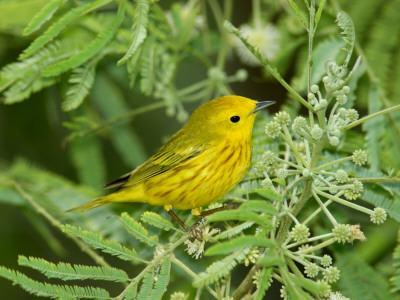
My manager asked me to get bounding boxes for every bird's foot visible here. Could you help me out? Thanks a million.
[186,225,203,242]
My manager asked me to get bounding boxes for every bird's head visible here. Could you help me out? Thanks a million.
[186,95,275,140]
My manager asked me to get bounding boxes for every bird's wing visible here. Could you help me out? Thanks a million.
[103,145,206,189]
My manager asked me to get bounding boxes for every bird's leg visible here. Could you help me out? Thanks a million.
[165,205,203,241]
[196,203,238,217]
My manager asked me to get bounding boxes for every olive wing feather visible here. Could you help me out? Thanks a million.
[103,145,206,189]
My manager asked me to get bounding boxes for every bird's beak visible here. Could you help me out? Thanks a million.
[250,101,275,114]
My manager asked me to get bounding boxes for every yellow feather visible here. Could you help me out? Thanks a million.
[68,95,274,213]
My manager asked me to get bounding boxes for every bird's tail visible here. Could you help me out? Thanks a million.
[67,190,133,212]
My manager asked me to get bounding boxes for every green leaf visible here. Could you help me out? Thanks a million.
[254,189,282,202]
[288,0,308,29]
[68,134,106,189]
[257,254,284,268]
[207,210,272,227]
[194,248,250,287]
[314,0,326,25]
[0,266,110,299]
[118,0,149,65]
[141,211,174,231]
[119,212,158,246]
[337,253,399,300]
[140,38,158,96]
[239,200,277,214]
[205,236,275,256]
[336,11,356,67]
[18,256,129,282]
[63,63,96,111]
[254,268,273,300]
[20,0,111,59]
[363,85,383,171]
[91,73,147,166]
[61,224,137,261]
[23,0,67,35]
[43,2,125,76]
[137,268,154,300]
[213,221,254,240]
[148,256,171,300]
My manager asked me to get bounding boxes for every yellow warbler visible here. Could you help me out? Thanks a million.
[68,95,274,238]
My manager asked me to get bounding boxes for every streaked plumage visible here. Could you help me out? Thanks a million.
[68,96,274,219]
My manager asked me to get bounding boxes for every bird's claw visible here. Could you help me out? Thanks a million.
[186,225,203,242]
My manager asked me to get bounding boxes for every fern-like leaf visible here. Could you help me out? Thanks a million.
[336,11,355,67]
[239,200,277,214]
[254,268,273,300]
[391,232,400,293]
[213,221,254,240]
[119,212,159,246]
[118,0,149,65]
[148,256,171,300]
[61,224,137,260]
[136,268,154,300]
[205,236,275,256]
[23,0,67,36]
[18,256,129,282]
[20,0,112,59]
[141,211,174,231]
[63,63,96,111]
[207,210,272,227]
[0,266,110,299]
[337,253,399,300]
[194,248,250,287]
[43,2,125,76]
[139,38,157,96]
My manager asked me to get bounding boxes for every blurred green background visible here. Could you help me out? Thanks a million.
[1,0,400,299]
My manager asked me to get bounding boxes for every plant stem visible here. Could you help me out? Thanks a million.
[297,238,336,254]
[315,190,373,215]
[313,156,352,171]
[341,103,400,131]
[357,177,400,184]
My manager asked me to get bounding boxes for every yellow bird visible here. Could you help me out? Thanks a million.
[68,95,274,239]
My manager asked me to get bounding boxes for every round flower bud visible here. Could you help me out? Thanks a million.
[236,69,248,81]
[274,111,291,126]
[336,94,347,105]
[305,263,319,278]
[314,103,322,111]
[329,185,339,194]
[265,121,282,138]
[335,169,349,183]
[290,224,310,242]
[321,255,332,267]
[177,110,189,122]
[322,76,329,83]
[323,266,340,283]
[170,292,188,300]
[207,67,226,81]
[342,86,350,94]
[333,128,341,137]
[329,136,340,146]
[338,108,347,116]
[320,99,328,108]
[332,224,352,244]
[310,84,319,93]
[352,180,363,193]
[292,116,308,134]
[261,177,273,189]
[352,149,367,166]
[370,207,387,224]
[280,286,288,300]
[302,169,311,177]
[344,189,361,201]
[308,93,316,101]
[311,124,324,140]
[346,109,359,122]
[276,168,288,179]
[261,151,277,165]
[254,161,268,176]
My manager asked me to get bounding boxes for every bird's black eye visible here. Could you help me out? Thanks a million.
[230,116,240,123]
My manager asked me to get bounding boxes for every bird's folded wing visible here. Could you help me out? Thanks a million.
[104,145,205,189]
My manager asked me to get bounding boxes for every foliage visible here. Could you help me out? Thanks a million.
[1,0,400,299]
